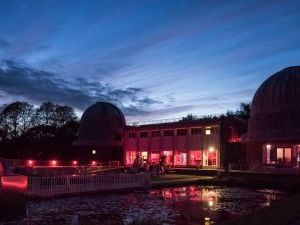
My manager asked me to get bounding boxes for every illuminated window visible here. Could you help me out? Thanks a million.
[191,128,202,135]
[162,151,173,165]
[152,131,161,137]
[174,152,187,166]
[150,153,160,163]
[164,130,174,136]
[177,129,187,136]
[140,132,148,138]
[189,150,202,166]
[129,132,137,138]
[126,151,136,165]
[141,151,148,160]
[205,128,211,135]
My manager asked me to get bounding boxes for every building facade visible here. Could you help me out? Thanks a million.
[124,117,246,168]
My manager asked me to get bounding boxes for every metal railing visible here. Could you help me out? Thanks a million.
[27,173,150,197]
[127,114,222,127]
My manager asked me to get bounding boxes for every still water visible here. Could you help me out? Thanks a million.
[0,185,287,225]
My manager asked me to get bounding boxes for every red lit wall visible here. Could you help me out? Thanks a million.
[1,175,28,193]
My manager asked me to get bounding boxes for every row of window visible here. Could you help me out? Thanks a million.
[128,127,219,138]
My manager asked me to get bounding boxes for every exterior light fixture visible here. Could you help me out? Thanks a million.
[91,161,96,166]
[28,160,34,167]
[208,200,214,207]
[204,217,210,225]
[266,144,271,149]
[205,127,211,135]
[51,160,57,166]
[72,161,78,166]
[209,147,215,152]
[92,150,96,155]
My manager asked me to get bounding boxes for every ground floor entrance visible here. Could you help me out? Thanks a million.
[125,149,220,167]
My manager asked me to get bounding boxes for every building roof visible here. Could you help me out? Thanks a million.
[248,66,300,141]
[126,116,246,131]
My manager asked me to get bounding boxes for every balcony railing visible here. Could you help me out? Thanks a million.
[127,114,222,127]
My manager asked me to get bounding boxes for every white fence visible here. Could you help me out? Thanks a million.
[27,173,150,197]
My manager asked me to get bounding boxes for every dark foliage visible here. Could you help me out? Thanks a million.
[0,101,79,159]
[226,102,251,120]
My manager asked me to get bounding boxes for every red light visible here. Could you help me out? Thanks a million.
[1,176,28,191]
[72,160,78,166]
[51,160,57,166]
[28,160,34,167]
[91,161,96,166]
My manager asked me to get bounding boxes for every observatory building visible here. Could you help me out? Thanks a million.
[74,66,300,169]
[74,102,125,162]
[247,66,300,168]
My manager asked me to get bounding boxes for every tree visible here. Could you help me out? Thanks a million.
[226,102,251,120]
[181,114,198,121]
[0,102,35,138]
[35,102,56,126]
[54,105,78,127]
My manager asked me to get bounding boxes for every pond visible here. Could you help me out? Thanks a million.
[0,185,287,225]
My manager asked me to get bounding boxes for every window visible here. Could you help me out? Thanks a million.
[191,128,202,135]
[140,131,148,138]
[177,129,187,136]
[129,132,137,138]
[152,131,161,137]
[164,130,174,136]
[211,127,219,134]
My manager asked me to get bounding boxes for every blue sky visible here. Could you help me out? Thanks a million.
[0,0,300,122]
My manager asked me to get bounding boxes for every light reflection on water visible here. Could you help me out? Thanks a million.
[0,185,287,225]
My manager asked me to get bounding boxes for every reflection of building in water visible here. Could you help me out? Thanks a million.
[161,186,219,208]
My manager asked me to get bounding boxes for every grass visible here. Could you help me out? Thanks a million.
[219,195,300,225]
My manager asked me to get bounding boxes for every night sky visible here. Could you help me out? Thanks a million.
[0,0,300,122]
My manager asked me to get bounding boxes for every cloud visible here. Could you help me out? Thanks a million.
[0,59,161,116]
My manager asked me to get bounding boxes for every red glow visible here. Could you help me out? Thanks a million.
[229,137,241,143]
[28,160,34,167]
[91,161,96,166]
[1,176,28,191]
[150,153,160,164]
[51,160,57,166]
[72,160,78,166]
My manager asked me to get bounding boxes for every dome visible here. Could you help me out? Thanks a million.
[248,66,300,141]
[74,102,126,147]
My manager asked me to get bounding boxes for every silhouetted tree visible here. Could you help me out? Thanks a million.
[226,102,251,120]
[181,114,198,121]
[0,102,35,138]
[0,101,79,159]
[35,102,57,126]
[54,105,77,127]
